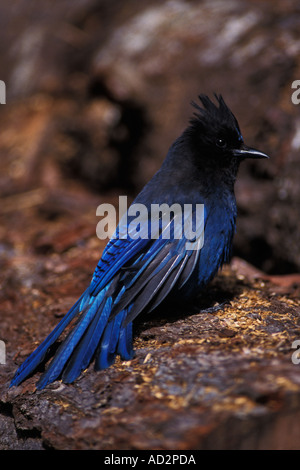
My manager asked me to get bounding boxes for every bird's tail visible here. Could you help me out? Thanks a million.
[10,284,134,390]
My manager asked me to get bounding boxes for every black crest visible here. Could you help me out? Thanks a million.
[189,94,242,141]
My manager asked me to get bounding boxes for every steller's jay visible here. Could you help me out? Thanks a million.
[11,94,268,389]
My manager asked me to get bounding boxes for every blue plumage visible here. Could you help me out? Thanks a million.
[10,94,268,389]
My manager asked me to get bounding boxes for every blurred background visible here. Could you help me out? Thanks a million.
[0,0,300,286]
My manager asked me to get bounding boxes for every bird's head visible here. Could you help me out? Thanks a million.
[186,94,269,166]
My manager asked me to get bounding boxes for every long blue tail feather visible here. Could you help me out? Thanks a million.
[116,319,133,361]
[9,291,88,388]
[95,310,124,369]
[35,286,110,389]
[61,294,113,384]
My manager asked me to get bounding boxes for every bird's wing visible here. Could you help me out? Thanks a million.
[108,204,205,324]
[89,215,152,295]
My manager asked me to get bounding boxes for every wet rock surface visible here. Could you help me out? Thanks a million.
[0,0,300,450]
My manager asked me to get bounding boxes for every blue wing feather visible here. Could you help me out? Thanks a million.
[36,286,110,389]
[9,291,88,388]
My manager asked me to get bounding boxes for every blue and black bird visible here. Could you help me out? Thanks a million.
[11,94,268,389]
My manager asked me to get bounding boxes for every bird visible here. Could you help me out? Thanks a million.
[10,94,269,389]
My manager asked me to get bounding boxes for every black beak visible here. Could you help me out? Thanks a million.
[232,144,269,159]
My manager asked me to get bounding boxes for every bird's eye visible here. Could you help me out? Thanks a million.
[216,138,227,149]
